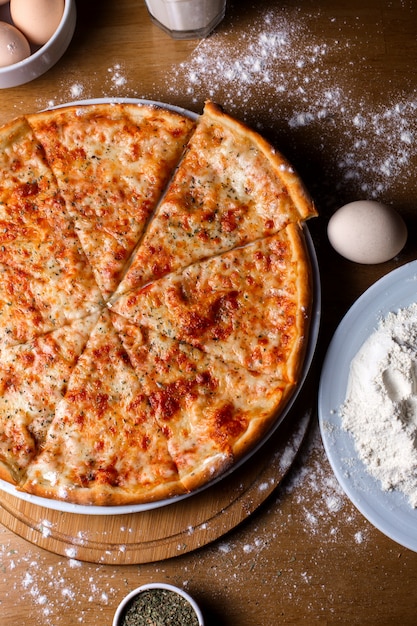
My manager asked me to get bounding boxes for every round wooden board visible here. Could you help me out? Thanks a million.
[0,391,313,565]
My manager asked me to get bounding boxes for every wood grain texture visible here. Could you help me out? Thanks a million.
[1,1,417,624]
[0,407,312,565]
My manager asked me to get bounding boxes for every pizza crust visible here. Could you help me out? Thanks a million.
[0,460,20,485]
[20,475,187,506]
[202,101,316,222]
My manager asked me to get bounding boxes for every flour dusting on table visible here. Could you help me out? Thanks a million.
[340,302,417,507]
[29,7,417,204]
[165,8,417,200]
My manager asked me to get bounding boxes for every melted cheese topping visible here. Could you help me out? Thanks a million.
[0,313,99,481]
[114,102,315,297]
[111,224,310,382]
[0,118,103,347]
[22,311,183,504]
[111,313,290,487]
[28,104,196,299]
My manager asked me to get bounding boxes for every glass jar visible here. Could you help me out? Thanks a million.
[144,0,226,40]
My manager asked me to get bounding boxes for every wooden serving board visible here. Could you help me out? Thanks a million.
[0,385,314,565]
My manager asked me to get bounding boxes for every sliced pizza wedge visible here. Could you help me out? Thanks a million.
[111,313,293,492]
[0,222,104,347]
[0,115,104,347]
[21,310,184,505]
[0,115,66,224]
[0,312,99,485]
[111,223,312,383]
[27,103,196,299]
[113,100,316,297]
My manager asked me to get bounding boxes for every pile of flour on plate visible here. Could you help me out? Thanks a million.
[340,302,417,507]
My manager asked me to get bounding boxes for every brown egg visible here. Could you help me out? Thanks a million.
[10,0,65,46]
[0,20,30,67]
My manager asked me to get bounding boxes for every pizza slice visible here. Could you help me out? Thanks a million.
[27,103,196,299]
[0,218,105,346]
[110,223,312,383]
[113,100,317,297]
[111,313,293,492]
[21,310,184,505]
[0,115,66,222]
[0,312,99,485]
[0,116,104,346]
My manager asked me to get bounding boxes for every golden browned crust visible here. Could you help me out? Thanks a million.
[0,461,19,486]
[176,452,235,494]
[203,101,318,222]
[284,222,314,384]
[230,382,296,462]
[20,477,187,507]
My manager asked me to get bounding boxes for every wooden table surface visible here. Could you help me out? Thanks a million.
[1,1,417,624]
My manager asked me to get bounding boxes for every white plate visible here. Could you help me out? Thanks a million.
[319,260,417,552]
[0,99,320,515]
[51,97,199,120]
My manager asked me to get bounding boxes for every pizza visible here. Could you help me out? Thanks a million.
[0,116,104,348]
[21,311,185,505]
[0,313,99,485]
[0,100,317,506]
[22,311,292,503]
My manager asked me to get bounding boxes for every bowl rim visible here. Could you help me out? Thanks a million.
[0,0,73,75]
[112,582,205,626]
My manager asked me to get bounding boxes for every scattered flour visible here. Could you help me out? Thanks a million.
[107,63,127,88]
[164,7,417,201]
[341,302,417,507]
[281,427,352,539]
[29,7,417,205]
[69,83,84,99]
[355,531,365,545]
[0,542,119,626]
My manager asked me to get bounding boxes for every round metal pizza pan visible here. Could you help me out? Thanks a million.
[0,99,321,515]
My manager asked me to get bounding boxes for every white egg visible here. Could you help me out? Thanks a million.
[0,20,30,67]
[10,0,64,46]
[327,200,407,264]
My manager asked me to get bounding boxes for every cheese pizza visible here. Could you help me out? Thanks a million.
[0,116,103,348]
[21,311,184,505]
[0,100,317,506]
[111,313,293,493]
[0,313,99,485]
